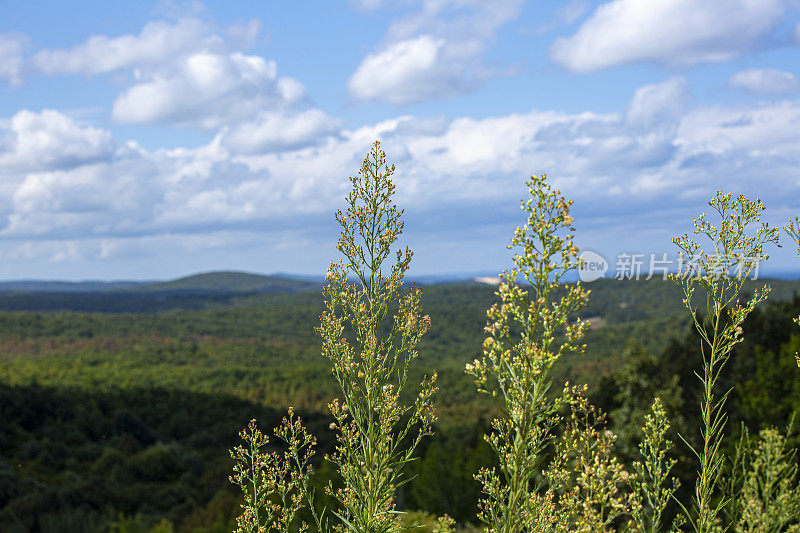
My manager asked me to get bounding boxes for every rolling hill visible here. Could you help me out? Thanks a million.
[0,280,149,293]
[131,271,320,294]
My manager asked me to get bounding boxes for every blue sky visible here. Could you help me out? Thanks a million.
[1,0,799,280]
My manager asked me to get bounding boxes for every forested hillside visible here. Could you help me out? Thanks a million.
[0,278,799,530]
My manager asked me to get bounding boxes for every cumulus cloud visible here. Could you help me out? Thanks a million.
[2,83,800,271]
[729,69,799,94]
[33,18,214,75]
[0,109,339,240]
[0,33,28,86]
[550,0,789,72]
[220,109,340,154]
[626,77,688,128]
[111,52,309,129]
[677,100,800,155]
[348,0,524,104]
[0,109,115,172]
[33,16,328,141]
[8,161,160,238]
[348,35,479,104]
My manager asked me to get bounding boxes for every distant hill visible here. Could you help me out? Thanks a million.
[0,271,515,295]
[131,271,319,294]
[0,272,795,315]
[0,280,149,293]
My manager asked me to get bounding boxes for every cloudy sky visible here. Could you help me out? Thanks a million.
[1,0,799,280]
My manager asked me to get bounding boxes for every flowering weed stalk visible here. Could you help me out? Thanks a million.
[229,410,319,532]
[230,141,438,533]
[785,216,800,367]
[786,216,800,255]
[735,426,800,532]
[466,174,589,531]
[318,141,438,532]
[544,386,634,531]
[630,398,681,533]
[670,192,779,531]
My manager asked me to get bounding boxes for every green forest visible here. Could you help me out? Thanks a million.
[1,274,799,531]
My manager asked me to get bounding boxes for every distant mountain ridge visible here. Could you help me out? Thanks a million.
[130,271,320,294]
[0,271,319,294]
[0,280,150,293]
[1,268,798,295]
[0,270,504,294]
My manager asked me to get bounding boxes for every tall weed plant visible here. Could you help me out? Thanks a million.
[230,141,800,532]
[733,425,800,532]
[318,141,438,532]
[466,175,681,532]
[671,193,778,531]
[787,216,800,367]
[230,142,439,532]
[464,175,591,530]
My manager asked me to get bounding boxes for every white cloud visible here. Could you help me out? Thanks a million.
[220,109,340,154]
[2,84,800,272]
[223,18,262,48]
[550,0,789,72]
[348,35,475,104]
[559,1,590,25]
[235,84,800,220]
[349,0,384,11]
[678,100,800,155]
[348,0,524,104]
[33,18,213,75]
[524,1,590,35]
[626,77,688,128]
[729,69,799,94]
[0,33,27,86]
[32,16,323,139]
[8,160,160,238]
[111,52,307,129]
[0,109,115,172]
[0,109,338,240]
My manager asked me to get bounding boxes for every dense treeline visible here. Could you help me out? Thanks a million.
[1,384,284,531]
[0,282,799,530]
